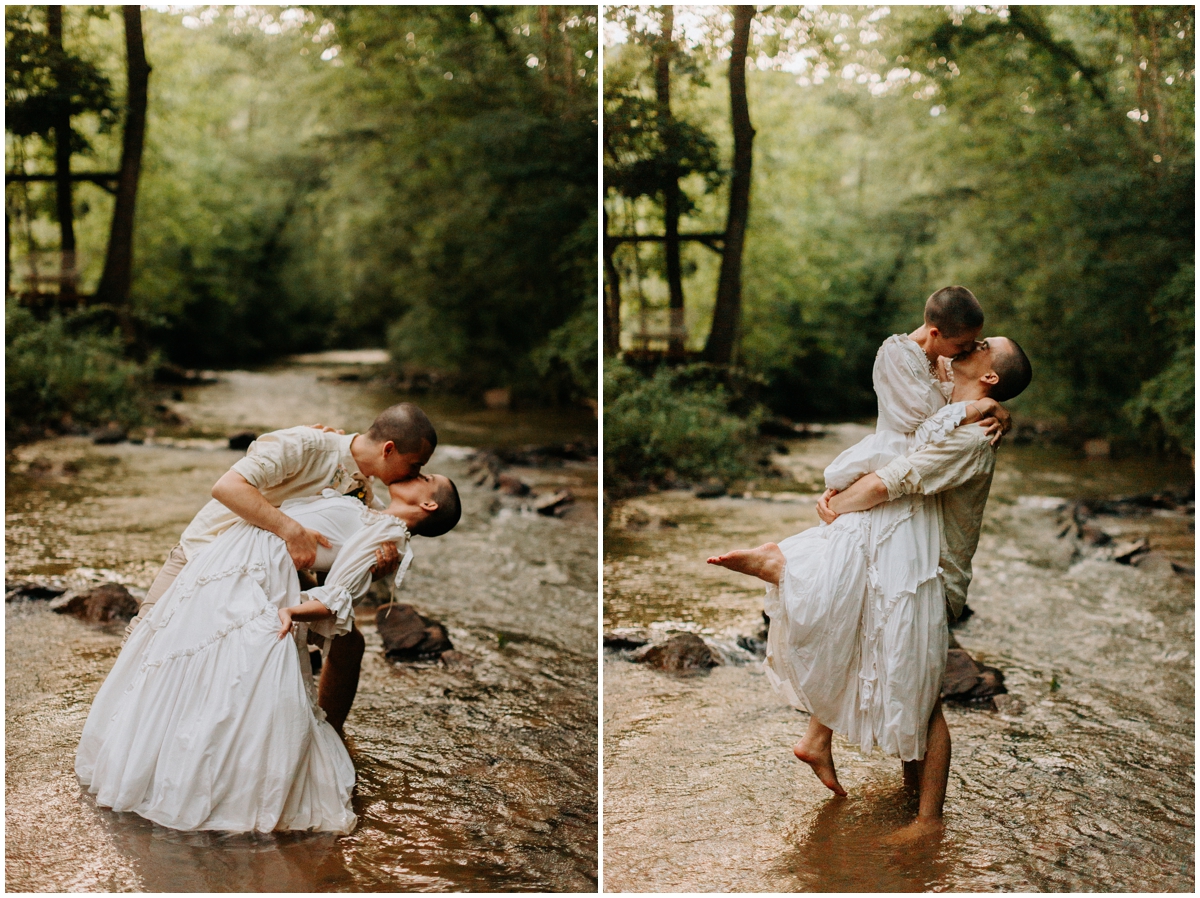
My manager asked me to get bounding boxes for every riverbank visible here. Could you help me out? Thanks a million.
[603,429,1194,891]
[5,354,598,891]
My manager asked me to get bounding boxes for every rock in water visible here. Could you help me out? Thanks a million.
[694,480,726,499]
[603,628,652,650]
[5,580,67,602]
[942,647,1007,701]
[496,474,530,496]
[1131,552,1177,576]
[631,634,720,671]
[228,430,257,451]
[534,490,575,516]
[91,423,128,445]
[49,583,138,623]
[375,603,453,659]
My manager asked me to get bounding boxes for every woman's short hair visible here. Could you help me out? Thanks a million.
[413,478,461,537]
[925,286,984,337]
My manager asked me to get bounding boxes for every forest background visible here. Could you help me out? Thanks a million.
[6,5,598,438]
[603,5,1194,490]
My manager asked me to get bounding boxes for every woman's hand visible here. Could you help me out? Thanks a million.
[308,423,346,435]
[816,489,840,524]
[970,398,1012,447]
[277,606,295,640]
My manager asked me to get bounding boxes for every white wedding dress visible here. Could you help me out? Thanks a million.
[75,492,410,833]
[763,335,968,761]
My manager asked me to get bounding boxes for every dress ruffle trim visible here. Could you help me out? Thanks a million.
[146,560,269,633]
[856,567,943,711]
[137,600,276,674]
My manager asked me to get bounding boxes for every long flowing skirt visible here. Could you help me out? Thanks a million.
[75,522,356,833]
[763,493,948,761]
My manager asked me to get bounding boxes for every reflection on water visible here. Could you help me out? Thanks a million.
[604,431,1193,892]
[6,354,597,892]
[775,784,951,892]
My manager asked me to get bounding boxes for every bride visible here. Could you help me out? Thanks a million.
[75,473,460,834]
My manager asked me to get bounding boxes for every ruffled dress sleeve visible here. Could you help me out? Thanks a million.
[872,336,942,434]
[824,438,901,491]
[304,512,411,640]
[912,401,969,449]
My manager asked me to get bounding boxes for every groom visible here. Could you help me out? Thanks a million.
[712,334,1031,838]
[126,402,438,733]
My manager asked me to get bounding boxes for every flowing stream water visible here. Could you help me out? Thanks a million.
[6,353,598,892]
[604,424,1193,892]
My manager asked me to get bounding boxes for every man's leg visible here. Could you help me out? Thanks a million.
[917,700,950,819]
[884,701,950,845]
[319,624,365,734]
[122,544,188,644]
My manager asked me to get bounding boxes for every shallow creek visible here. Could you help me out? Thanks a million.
[6,354,598,892]
[604,424,1193,892]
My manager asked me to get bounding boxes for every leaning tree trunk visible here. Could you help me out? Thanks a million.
[603,211,622,356]
[656,6,685,354]
[47,6,77,301]
[703,5,755,365]
[95,6,149,339]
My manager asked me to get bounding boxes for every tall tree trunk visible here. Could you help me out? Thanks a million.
[656,6,685,354]
[704,5,755,365]
[603,211,622,356]
[47,6,76,301]
[95,6,150,340]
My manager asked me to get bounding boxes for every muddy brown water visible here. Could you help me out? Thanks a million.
[604,424,1194,892]
[6,354,598,892]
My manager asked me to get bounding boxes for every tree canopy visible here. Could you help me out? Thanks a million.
[6,5,598,406]
[604,5,1193,452]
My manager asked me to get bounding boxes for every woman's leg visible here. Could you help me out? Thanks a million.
[794,716,847,796]
[706,543,786,584]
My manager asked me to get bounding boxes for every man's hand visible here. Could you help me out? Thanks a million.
[370,541,400,580]
[283,524,332,570]
[308,423,346,435]
[816,488,840,524]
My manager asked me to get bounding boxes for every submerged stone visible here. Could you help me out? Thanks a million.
[49,583,138,623]
[631,633,721,671]
[375,602,453,660]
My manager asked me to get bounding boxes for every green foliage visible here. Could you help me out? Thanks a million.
[7,6,598,403]
[1127,264,1194,455]
[605,6,1194,448]
[5,299,150,432]
[604,359,761,488]
[5,6,118,148]
[317,6,598,398]
[533,292,599,404]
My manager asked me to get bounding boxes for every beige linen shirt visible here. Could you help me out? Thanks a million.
[178,427,385,560]
[875,422,995,620]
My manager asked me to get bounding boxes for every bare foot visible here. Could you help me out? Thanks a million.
[793,735,847,796]
[881,816,944,847]
[706,543,785,585]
